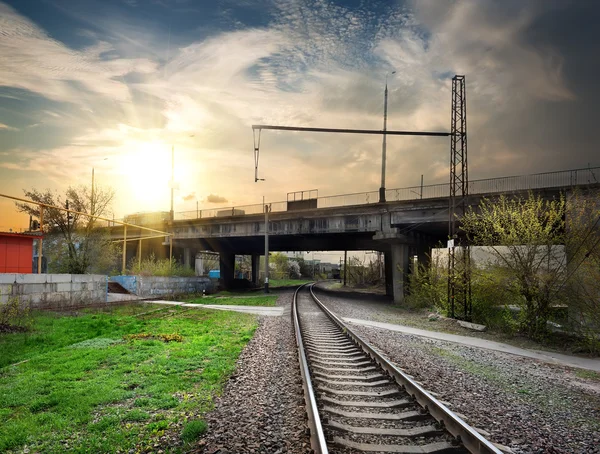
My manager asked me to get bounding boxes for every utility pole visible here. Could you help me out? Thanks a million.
[37,206,43,274]
[343,250,347,286]
[91,168,95,218]
[169,145,174,268]
[379,71,396,203]
[264,197,270,293]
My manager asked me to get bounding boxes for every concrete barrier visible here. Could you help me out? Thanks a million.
[0,274,108,309]
[109,275,212,297]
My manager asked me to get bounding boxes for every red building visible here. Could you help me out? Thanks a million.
[0,232,39,273]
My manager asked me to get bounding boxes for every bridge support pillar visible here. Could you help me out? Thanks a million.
[251,254,260,286]
[383,244,409,304]
[184,247,192,269]
[375,225,411,304]
[219,252,235,289]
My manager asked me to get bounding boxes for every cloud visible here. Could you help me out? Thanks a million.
[0,0,597,223]
[206,194,228,204]
[0,123,18,131]
[0,2,157,106]
[182,192,195,201]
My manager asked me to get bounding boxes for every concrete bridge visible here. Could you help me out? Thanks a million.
[115,166,599,303]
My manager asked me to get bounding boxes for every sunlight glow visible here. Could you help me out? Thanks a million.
[121,140,171,209]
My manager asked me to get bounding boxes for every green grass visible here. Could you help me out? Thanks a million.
[269,279,312,288]
[575,369,600,381]
[0,304,257,453]
[185,295,278,307]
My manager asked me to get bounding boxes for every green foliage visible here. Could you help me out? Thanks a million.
[129,253,196,277]
[405,257,447,311]
[461,192,566,339]
[470,267,519,333]
[0,304,257,452]
[0,296,31,331]
[181,419,208,443]
[270,252,289,274]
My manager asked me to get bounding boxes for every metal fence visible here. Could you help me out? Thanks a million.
[173,166,599,221]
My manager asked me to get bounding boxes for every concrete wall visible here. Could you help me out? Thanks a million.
[110,275,138,294]
[138,276,212,297]
[0,273,107,309]
[110,275,213,297]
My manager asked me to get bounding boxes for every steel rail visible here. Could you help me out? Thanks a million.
[308,284,503,454]
[292,284,329,454]
[252,124,451,137]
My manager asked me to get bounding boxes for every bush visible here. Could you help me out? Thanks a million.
[0,296,31,331]
[405,256,447,311]
[470,267,519,333]
[181,419,207,443]
[129,253,196,277]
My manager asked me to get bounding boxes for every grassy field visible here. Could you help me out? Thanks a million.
[185,295,278,306]
[0,304,257,453]
[269,279,312,288]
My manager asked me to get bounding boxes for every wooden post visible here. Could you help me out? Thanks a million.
[138,238,142,268]
[37,205,44,274]
[122,224,127,274]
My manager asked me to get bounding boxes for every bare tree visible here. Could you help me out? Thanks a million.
[16,185,116,274]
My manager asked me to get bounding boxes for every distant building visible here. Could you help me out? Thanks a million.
[0,232,40,273]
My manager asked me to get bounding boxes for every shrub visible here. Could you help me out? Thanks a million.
[129,253,195,277]
[470,267,519,333]
[405,256,447,311]
[0,296,31,331]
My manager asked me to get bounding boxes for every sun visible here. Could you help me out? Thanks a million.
[121,140,171,210]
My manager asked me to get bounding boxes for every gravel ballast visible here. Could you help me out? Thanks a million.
[196,290,311,454]
[314,288,600,454]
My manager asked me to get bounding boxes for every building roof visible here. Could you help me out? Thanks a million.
[0,231,43,239]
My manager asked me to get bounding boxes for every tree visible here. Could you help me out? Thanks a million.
[460,193,566,339]
[562,188,600,351]
[270,252,289,278]
[16,185,118,274]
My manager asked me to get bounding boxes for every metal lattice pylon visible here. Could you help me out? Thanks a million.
[448,75,472,320]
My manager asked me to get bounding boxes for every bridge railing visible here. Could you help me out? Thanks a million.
[173,166,599,221]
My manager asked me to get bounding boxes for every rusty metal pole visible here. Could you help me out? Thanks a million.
[37,205,44,273]
[122,224,127,274]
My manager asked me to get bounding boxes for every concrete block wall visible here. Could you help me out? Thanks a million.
[0,274,107,309]
[110,276,212,297]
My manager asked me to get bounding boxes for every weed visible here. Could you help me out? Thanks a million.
[0,295,31,331]
[122,333,184,342]
[123,409,150,422]
[181,419,208,443]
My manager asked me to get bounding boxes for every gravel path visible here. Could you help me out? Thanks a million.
[314,288,600,454]
[195,290,311,454]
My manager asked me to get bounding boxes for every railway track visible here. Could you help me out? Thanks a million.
[293,284,504,454]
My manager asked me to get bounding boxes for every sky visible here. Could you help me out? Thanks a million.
[1,0,599,231]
